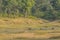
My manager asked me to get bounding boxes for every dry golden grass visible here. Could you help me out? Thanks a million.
[0,18,49,24]
[0,18,49,28]
[0,18,60,40]
[0,32,60,39]
[0,17,59,28]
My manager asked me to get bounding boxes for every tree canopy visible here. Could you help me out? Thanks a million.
[0,0,60,21]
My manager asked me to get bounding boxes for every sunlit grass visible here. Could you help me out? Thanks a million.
[0,18,60,40]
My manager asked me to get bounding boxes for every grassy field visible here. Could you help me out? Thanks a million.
[0,18,60,40]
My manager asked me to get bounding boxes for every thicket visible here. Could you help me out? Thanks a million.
[0,0,60,21]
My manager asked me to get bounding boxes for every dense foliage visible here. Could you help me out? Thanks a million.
[0,0,60,20]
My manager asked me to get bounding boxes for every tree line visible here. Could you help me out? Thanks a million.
[0,0,60,21]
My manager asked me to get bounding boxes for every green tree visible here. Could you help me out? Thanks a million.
[17,0,35,17]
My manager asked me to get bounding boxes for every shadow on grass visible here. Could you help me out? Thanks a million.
[49,36,60,39]
[12,37,46,40]
[12,37,60,40]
